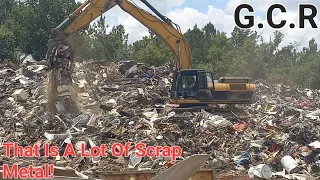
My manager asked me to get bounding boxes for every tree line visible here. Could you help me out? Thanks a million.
[1,0,320,88]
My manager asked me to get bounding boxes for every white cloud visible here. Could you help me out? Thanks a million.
[75,0,320,48]
[167,6,234,35]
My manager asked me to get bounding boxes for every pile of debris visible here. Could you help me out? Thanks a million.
[1,59,320,179]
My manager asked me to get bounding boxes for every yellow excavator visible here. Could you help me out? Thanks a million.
[46,0,256,109]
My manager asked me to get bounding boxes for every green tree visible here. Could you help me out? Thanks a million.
[130,31,173,66]
[0,0,16,24]
[75,16,130,61]
[184,24,206,65]
[6,0,79,58]
[207,32,231,76]
[230,27,258,48]
[0,25,15,59]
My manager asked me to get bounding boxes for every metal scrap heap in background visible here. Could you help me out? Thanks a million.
[2,57,320,179]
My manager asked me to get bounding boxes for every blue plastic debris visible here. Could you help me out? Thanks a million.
[235,151,250,165]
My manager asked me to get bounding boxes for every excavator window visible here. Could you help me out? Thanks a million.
[181,76,195,87]
[206,74,213,84]
[196,72,214,99]
[206,73,214,88]
[197,72,208,89]
[181,76,196,98]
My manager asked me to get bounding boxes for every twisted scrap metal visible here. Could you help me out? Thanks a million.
[46,29,76,113]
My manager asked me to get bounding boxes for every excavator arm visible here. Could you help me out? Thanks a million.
[46,0,192,70]
[56,0,117,35]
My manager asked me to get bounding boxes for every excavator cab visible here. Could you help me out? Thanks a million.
[170,69,256,106]
[170,69,213,101]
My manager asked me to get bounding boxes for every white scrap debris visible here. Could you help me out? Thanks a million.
[107,99,117,104]
[21,54,36,64]
[55,101,66,113]
[309,141,320,149]
[201,115,232,129]
[306,109,320,119]
[137,88,144,95]
[306,90,313,98]
[12,89,30,101]
[143,110,158,119]
[250,140,265,148]
[161,78,170,85]
[44,132,71,141]
[12,75,29,84]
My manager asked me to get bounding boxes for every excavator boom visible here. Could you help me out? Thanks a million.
[57,0,117,34]
[49,0,191,70]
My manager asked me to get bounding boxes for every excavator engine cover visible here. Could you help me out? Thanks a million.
[218,77,250,83]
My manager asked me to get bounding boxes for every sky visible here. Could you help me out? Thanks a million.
[75,0,320,48]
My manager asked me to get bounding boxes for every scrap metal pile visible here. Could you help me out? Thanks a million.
[1,57,320,179]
